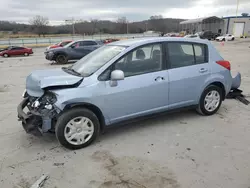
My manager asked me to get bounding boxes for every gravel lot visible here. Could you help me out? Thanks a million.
[0,40,250,188]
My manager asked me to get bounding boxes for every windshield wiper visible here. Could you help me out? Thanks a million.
[62,67,82,77]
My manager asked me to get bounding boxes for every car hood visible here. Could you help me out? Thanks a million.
[26,68,83,97]
[47,47,66,53]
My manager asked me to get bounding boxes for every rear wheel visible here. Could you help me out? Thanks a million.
[197,85,223,116]
[55,108,100,150]
[3,53,8,58]
[56,54,67,64]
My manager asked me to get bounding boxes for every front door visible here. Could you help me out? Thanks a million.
[97,43,169,124]
[166,42,210,109]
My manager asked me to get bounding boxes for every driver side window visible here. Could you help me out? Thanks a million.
[114,43,163,77]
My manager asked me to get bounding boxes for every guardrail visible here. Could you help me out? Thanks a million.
[0,33,159,47]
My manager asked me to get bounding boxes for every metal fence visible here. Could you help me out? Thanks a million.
[0,33,159,46]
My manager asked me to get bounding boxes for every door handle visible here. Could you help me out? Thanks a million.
[155,76,165,81]
[199,68,208,73]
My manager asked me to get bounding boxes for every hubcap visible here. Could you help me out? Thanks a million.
[64,116,94,145]
[204,90,220,112]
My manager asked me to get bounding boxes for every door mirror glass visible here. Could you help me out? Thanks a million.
[111,70,124,81]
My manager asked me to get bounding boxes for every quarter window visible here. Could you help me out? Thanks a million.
[114,43,163,77]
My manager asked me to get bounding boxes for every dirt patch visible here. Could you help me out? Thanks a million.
[91,150,180,188]
[13,178,31,188]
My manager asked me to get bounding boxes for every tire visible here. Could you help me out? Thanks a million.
[196,85,223,116]
[55,108,100,150]
[56,54,67,64]
[222,38,225,41]
[232,37,235,41]
[3,53,8,58]
[24,52,29,56]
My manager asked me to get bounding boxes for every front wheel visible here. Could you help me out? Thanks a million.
[56,54,67,64]
[55,108,100,150]
[197,85,223,116]
[232,37,235,41]
[24,52,29,56]
[3,53,8,58]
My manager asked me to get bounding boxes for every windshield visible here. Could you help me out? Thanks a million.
[71,45,126,77]
[64,41,76,48]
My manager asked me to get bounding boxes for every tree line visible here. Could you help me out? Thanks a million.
[0,15,184,37]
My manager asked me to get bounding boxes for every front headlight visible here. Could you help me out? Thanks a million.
[42,91,57,104]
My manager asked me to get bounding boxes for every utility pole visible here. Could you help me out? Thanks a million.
[233,0,240,35]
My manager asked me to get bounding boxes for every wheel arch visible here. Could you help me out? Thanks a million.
[201,81,226,101]
[63,102,106,133]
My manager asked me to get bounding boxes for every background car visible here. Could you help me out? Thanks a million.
[184,34,200,39]
[216,34,235,41]
[44,39,104,64]
[45,40,73,51]
[103,38,120,44]
[198,31,220,40]
[0,46,33,57]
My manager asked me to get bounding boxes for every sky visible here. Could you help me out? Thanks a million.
[0,0,250,25]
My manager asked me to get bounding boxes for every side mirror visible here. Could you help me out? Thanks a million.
[109,70,124,87]
[111,70,124,81]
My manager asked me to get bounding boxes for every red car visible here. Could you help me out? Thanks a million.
[46,40,73,51]
[0,46,33,57]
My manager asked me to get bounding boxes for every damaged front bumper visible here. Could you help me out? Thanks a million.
[17,98,43,136]
[17,97,59,136]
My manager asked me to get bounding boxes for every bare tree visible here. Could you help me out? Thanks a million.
[116,17,128,34]
[90,19,99,35]
[29,15,49,37]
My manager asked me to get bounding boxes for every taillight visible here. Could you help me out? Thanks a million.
[216,60,231,71]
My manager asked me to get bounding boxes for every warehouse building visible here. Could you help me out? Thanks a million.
[223,16,250,37]
[180,16,224,34]
[180,15,250,37]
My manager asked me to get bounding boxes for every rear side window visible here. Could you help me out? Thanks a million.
[81,41,97,46]
[167,43,195,68]
[167,42,208,69]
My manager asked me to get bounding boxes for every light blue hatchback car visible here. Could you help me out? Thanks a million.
[18,37,241,149]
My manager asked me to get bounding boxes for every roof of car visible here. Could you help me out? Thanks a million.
[108,37,210,47]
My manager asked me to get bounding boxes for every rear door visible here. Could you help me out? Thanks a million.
[166,42,210,109]
[15,47,25,55]
[74,41,98,59]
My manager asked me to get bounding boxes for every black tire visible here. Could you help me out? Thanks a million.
[55,108,100,150]
[222,38,225,41]
[196,85,223,116]
[232,37,235,41]
[3,53,8,58]
[56,54,67,64]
